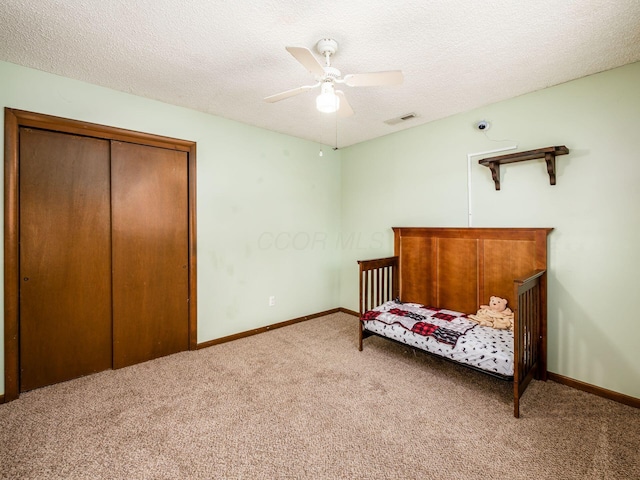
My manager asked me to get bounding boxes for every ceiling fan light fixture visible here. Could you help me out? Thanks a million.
[266,38,402,119]
[316,83,340,113]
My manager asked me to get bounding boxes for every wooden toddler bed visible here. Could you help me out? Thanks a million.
[358,227,552,418]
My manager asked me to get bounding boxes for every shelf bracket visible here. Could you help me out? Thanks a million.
[545,152,556,185]
[488,161,501,190]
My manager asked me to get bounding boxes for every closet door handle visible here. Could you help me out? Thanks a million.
[23,277,30,281]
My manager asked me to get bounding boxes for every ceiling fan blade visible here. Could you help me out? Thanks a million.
[285,46,326,77]
[264,84,316,103]
[335,91,354,117]
[343,70,404,87]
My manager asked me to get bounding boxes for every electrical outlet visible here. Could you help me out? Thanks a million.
[268,295,276,307]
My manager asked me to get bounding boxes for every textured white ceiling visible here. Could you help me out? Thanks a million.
[1,0,639,147]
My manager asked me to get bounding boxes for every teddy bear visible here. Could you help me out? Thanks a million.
[468,296,514,330]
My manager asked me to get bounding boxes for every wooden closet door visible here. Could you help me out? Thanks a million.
[111,141,189,369]
[19,128,112,391]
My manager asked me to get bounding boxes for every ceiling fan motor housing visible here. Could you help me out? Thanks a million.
[323,66,341,80]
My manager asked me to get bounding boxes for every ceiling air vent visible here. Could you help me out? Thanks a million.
[384,112,419,126]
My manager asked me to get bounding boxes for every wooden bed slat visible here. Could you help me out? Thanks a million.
[358,256,399,351]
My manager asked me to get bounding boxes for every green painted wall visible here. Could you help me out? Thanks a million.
[2,59,639,402]
[340,61,640,399]
[0,61,342,395]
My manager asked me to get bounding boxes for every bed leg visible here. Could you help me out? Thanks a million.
[514,396,520,418]
[538,364,548,382]
[358,322,364,351]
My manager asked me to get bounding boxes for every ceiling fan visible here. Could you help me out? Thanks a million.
[264,38,403,117]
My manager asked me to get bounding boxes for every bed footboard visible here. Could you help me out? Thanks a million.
[513,269,547,418]
[357,256,399,350]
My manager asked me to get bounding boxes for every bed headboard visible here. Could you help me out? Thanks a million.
[393,227,552,314]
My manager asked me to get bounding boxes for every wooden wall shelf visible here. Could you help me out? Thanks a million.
[479,145,569,190]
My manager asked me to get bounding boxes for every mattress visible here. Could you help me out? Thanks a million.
[361,300,514,377]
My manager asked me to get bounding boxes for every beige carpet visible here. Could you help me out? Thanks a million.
[1,313,638,479]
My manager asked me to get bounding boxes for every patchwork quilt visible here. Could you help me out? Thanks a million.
[361,302,473,347]
[361,300,514,377]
